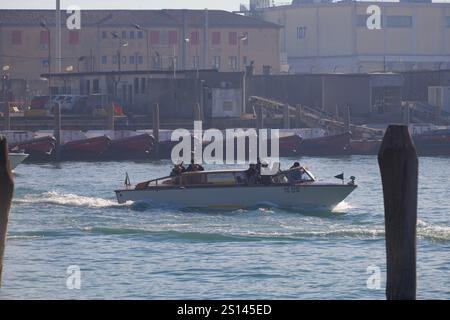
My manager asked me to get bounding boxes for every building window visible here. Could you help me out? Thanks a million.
[122,56,127,64]
[152,55,161,69]
[138,30,144,39]
[356,15,370,27]
[446,17,450,28]
[101,56,107,64]
[229,32,237,46]
[121,30,127,39]
[130,31,135,39]
[93,79,100,94]
[141,78,146,94]
[169,31,178,45]
[112,55,118,64]
[193,56,199,69]
[138,56,144,65]
[386,16,412,28]
[102,31,108,39]
[150,31,160,45]
[129,55,135,65]
[69,30,80,45]
[213,56,221,69]
[297,26,307,39]
[243,56,248,67]
[212,31,221,45]
[134,78,139,94]
[12,30,22,45]
[242,32,249,45]
[42,59,50,68]
[191,31,199,45]
[229,56,237,71]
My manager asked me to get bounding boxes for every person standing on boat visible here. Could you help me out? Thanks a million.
[171,162,185,176]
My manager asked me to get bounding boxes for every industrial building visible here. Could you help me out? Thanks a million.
[253,0,450,74]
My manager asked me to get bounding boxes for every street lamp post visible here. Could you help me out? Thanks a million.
[112,32,128,101]
[40,21,52,111]
[133,24,150,71]
[238,33,248,72]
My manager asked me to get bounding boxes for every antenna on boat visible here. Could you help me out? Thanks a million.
[124,172,131,187]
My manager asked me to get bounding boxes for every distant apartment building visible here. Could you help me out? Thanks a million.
[0,9,281,96]
[257,0,450,73]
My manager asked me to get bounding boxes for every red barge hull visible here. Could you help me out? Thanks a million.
[105,134,155,160]
[9,136,56,162]
[61,136,111,161]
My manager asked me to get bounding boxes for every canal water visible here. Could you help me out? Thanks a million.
[1,156,449,299]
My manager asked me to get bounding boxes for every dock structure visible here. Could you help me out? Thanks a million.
[378,125,418,300]
[249,96,383,139]
[0,136,14,287]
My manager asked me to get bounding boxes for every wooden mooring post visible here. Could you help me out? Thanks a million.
[53,103,61,162]
[194,103,202,122]
[295,105,302,128]
[0,136,14,287]
[107,102,115,131]
[378,125,418,300]
[344,105,351,133]
[283,104,290,129]
[255,105,264,130]
[152,103,160,159]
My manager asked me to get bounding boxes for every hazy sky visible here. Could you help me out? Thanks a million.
[0,0,249,11]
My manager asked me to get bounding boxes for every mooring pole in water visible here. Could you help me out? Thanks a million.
[194,103,202,122]
[53,103,61,162]
[2,75,10,131]
[378,125,418,300]
[152,103,160,159]
[107,102,115,131]
[344,105,351,133]
[335,105,340,121]
[283,104,290,129]
[255,105,263,130]
[295,105,302,128]
[0,136,14,287]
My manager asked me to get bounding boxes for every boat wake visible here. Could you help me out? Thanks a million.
[14,191,122,209]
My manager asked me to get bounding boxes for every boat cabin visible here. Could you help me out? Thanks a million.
[134,167,316,190]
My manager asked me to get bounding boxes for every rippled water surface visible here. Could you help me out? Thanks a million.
[1,156,449,299]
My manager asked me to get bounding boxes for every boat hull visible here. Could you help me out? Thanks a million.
[9,153,29,170]
[61,136,111,161]
[115,183,356,210]
[9,136,55,162]
[105,134,155,160]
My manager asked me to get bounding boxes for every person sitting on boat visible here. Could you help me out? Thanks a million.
[286,163,305,183]
[290,162,301,169]
[186,159,205,172]
[245,163,259,185]
[170,162,185,176]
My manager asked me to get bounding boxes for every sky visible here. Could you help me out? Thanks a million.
[0,0,249,11]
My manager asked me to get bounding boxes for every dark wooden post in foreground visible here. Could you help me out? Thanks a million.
[152,103,160,158]
[0,136,14,287]
[378,125,418,300]
[53,103,61,162]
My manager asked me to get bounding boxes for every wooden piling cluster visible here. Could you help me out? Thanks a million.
[378,125,418,300]
[0,136,14,287]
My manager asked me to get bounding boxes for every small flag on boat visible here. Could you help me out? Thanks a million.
[334,173,344,181]
[125,172,131,187]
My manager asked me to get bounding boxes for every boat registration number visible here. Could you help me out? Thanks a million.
[284,186,301,193]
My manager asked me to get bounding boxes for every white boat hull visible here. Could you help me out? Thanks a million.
[9,153,29,170]
[115,183,357,210]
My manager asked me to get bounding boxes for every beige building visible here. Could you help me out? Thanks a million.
[0,9,281,97]
[259,0,450,73]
